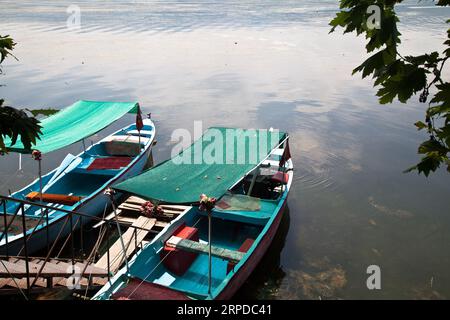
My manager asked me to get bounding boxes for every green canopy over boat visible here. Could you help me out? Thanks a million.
[113,127,287,204]
[4,100,140,154]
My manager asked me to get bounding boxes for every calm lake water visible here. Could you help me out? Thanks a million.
[1,0,450,299]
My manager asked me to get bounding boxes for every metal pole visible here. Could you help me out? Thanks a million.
[134,228,137,252]
[80,216,84,258]
[2,200,9,258]
[106,222,111,280]
[208,209,212,296]
[38,158,43,204]
[45,208,49,254]
[111,198,129,272]
[20,203,30,295]
[70,212,75,270]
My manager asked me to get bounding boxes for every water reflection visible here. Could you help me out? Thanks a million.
[1,0,450,299]
[234,206,290,300]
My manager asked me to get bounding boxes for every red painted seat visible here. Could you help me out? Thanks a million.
[271,171,289,185]
[161,224,199,276]
[87,156,133,171]
[227,238,254,273]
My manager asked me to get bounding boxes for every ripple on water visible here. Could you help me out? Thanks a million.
[295,168,337,193]
[293,147,354,193]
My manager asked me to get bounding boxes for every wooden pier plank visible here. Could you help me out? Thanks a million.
[95,216,156,273]
[0,259,108,278]
[9,277,47,289]
[0,278,12,288]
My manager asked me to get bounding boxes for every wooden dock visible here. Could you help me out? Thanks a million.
[0,256,108,292]
[0,195,191,296]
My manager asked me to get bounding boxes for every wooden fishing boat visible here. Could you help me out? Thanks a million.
[0,100,156,255]
[93,127,292,300]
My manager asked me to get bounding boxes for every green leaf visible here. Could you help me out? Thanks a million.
[28,108,60,117]
[0,101,42,151]
[418,139,448,155]
[416,155,441,177]
[414,121,427,130]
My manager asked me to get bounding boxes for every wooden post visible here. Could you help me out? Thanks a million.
[47,277,53,288]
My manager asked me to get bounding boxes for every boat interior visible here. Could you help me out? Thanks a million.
[109,146,293,300]
[0,121,154,238]
[113,207,264,300]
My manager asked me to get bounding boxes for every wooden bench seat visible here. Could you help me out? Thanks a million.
[127,130,153,136]
[165,236,246,264]
[104,135,150,144]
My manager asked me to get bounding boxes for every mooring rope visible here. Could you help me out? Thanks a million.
[80,203,110,299]
[67,199,110,297]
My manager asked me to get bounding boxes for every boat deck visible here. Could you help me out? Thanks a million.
[94,196,191,274]
[133,217,262,296]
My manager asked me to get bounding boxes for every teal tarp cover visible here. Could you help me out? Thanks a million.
[113,127,287,204]
[4,100,139,154]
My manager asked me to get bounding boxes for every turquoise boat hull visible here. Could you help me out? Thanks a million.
[0,119,156,256]
[93,153,293,300]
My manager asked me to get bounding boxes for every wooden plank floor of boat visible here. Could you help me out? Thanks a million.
[94,196,191,274]
[95,216,156,273]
